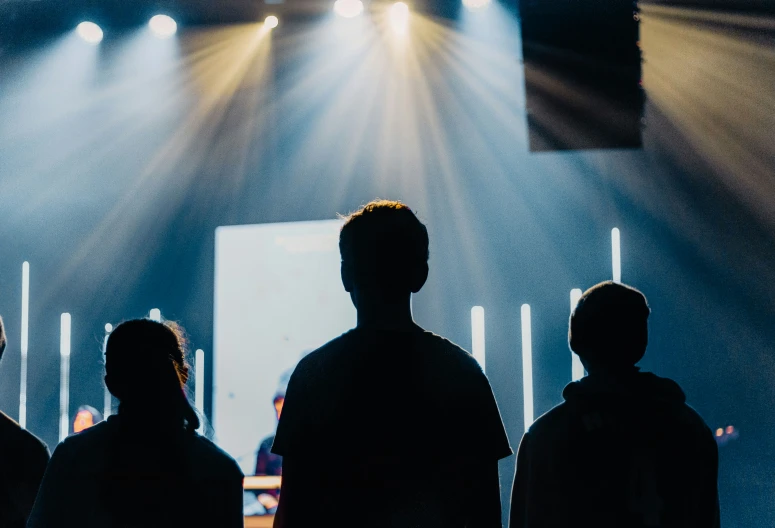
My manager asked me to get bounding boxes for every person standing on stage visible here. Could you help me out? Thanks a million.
[272,200,512,528]
[510,281,720,528]
[0,315,50,528]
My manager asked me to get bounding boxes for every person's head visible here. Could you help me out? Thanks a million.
[0,315,6,362]
[273,394,284,421]
[104,319,199,432]
[339,200,429,304]
[73,405,103,434]
[569,281,650,373]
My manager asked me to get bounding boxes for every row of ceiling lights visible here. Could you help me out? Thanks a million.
[75,0,491,44]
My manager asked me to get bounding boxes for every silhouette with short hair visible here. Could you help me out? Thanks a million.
[272,200,512,528]
[510,281,720,528]
[0,315,50,528]
[28,319,244,528]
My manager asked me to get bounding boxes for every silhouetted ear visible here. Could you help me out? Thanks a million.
[341,261,354,293]
[409,262,429,294]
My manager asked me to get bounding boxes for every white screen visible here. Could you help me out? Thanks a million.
[214,220,356,474]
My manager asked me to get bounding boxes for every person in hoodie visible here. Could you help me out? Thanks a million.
[509,281,719,528]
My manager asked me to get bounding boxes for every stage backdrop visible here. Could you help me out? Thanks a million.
[214,219,355,473]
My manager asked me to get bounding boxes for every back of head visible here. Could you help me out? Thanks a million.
[0,315,5,361]
[102,319,200,523]
[105,318,199,432]
[569,281,650,371]
[339,200,429,297]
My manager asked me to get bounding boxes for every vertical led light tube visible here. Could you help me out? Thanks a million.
[521,304,534,431]
[149,308,161,322]
[59,313,71,442]
[471,306,486,372]
[19,262,29,428]
[570,288,585,381]
[195,349,205,432]
[611,227,621,283]
[103,325,112,418]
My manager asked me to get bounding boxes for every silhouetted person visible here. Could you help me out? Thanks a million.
[28,319,244,528]
[272,200,512,528]
[510,281,720,528]
[0,315,50,528]
[255,393,285,480]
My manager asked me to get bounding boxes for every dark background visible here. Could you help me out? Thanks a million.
[1,0,773,524]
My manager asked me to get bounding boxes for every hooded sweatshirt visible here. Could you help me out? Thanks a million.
[510,369,719,528]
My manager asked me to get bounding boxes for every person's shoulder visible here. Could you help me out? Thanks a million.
[292,329,358,371]
[189,433,244,479]
[417,330,484,372]
[526,401,573,437]
[0,411,50,459]
[57,420,111,454]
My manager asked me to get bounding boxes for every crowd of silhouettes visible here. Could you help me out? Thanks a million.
[0,199,719,527]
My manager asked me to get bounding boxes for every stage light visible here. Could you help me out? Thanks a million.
[389,2,410,33]
[76,22,103,44]
[521,304,534,431]
[462,0,491,11]
[264,15,279,29]
[19,262,29,429]
[149,308,161,322]
[334,0,364,18]
[195,348,205,432]
[149,15,177,38]
[471,306,485,372]
[611,227,621,283]
[103,325,112,418]
[60,313,71,442]
[570,288,584,381]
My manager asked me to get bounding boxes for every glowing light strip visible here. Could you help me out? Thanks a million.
[149,308,161,322]
[19,262,29,428]
[59,313,71,442]
[521,304,534,431]
[570,288,585,381]
[103,329,111,418]
[471,306,485,372]
[612,228,621,283]
[195,348,205,432]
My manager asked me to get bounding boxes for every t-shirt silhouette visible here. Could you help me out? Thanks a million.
[272,325,512,527]
[0,411,50,528]
[510,369,720,528]
[27,414,244,528]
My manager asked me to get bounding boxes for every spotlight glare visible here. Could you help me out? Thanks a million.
[334,0,364,18]
[76,22,103,44]
[264,15,279,29]
[462,0,491,10]
[389,2,410,33]
[104,323,113,333]
[149,15,177,38]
